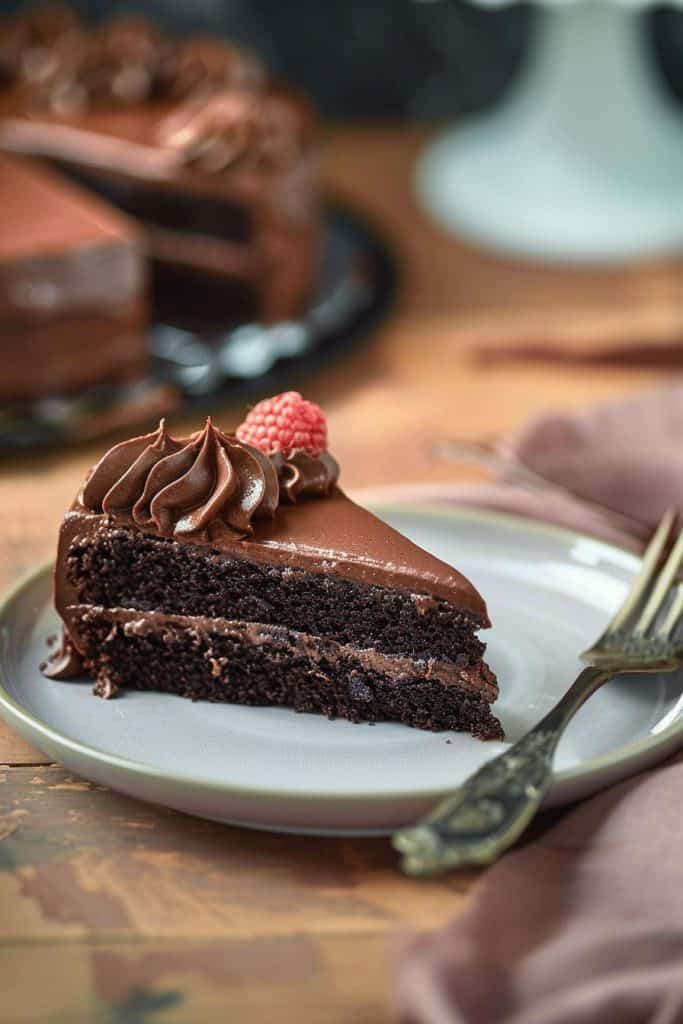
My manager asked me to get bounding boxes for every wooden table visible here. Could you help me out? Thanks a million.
[1,126,681,1023]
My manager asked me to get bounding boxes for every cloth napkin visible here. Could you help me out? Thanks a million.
[359,385,683,551]
[394,385,683,1024]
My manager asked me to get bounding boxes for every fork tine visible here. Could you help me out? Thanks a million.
[657,581,683,639]
[635,527,683,634]
[604,509,678,634]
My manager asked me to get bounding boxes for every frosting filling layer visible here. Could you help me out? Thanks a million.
[63,604,499,700]
[56,604,503,739]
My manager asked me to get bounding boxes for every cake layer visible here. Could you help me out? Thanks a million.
[0,152,148,403]
[0,305,146,403]
[46,161,285,325]
[148,260,260,332]
[53,162,256,242]
[63,605,503,739]
[61,523,488,665]
[0,153,145,319]
[58,491,487,614]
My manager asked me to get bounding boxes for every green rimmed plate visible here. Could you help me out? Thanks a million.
[1,504,682,835]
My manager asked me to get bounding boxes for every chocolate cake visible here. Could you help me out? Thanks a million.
[0,6,320,326]
[46,392,502,739]
[0,151,147,403]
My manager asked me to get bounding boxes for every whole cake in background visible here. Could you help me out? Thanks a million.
[45,391,503,740]
[0,3,320,404]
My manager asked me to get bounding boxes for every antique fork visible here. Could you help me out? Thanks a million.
[393,508,683,877]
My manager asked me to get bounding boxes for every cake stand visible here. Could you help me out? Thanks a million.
[416,1,683,262]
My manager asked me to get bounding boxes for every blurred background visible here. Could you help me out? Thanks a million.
[3,0,683,456]
[5,0,683,119]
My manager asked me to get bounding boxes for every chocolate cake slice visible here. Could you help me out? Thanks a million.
[46,392,502,740]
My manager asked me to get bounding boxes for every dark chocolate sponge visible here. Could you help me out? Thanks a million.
[73,606,504,741]
[66,527,487,666]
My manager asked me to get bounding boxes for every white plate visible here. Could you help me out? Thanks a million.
[1,505,682,835]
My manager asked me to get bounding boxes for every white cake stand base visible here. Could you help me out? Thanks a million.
[416,3,683,263]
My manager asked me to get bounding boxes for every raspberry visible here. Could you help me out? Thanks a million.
[236,391,328,457]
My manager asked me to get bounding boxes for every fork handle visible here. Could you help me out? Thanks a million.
[393,665,611,876]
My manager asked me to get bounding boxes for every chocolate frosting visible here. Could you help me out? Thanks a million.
[157,89,304,173]
[19,16,267,116]
[273,450,340,502]
[81,419,279,540]
[30,19,183,115]
[41,630,83,679]
[0,4,81,87]
[0,152,144,319]
[170,37,266,95]
[57,486,488,620]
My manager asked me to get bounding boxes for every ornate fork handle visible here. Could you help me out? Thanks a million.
[393,665,611,876]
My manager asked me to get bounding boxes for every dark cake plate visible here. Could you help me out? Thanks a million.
[1,504,682,835]
[0,201,396,451]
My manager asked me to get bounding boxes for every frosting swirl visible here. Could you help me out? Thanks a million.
[170,37,266,96]
[81,419,278,539]
[30,18,183,114]
[0,4,82,87]
[157,89,306,173]
[273,450,340,502]
[16,15,267,116]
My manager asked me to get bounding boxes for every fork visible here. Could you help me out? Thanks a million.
[393,509,683,877]
[433,437,650,541]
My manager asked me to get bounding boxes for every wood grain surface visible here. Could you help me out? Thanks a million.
[1,125,680,1023]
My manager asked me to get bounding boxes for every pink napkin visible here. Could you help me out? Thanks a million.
[506,385,683,531]
[397,753,683,1024]
[394,386,683,1024]
[359,385,683,551]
